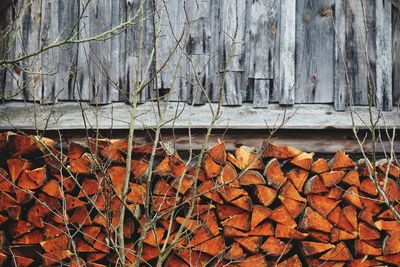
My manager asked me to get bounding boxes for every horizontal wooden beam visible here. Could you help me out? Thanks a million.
[0,102,399,131]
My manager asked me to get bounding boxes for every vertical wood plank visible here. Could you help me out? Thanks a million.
[40,0,79,103]
[186,0,211,104]
[5,0,42,101]
[346,0,376,106]
[0,6,11,99]
[253,79,271,108]
[126,0,139,102]
[155,0,187,101]
[334,0,347,111]
[393,5,400,106]
[244,0,277,106]
[218,0,246,105]
[276,0,296,105]
[375,0,392,111]
[295,0,335,104]
[209,0,221,102]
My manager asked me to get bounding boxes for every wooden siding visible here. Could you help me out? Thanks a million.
[0,0,398,111]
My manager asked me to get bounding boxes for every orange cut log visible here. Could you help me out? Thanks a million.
[230,195,252,211]
[286,168,309,192]
[13,255,35,267]
[203,155,222,178]
[127,183,147,204]
[307,194,340,216]
[218,162,239,187]
[247,222,274,236]
[207,141,226,164]
[261,236,292,256]
[217,205,244,220]
[299,207,333,233]
[264,159,286,189]
[108,166,126,196]
[277,254,302,267]
[308,230,330,243]
[275,223,308,240]
[254,185,276,206]
[327,206,356,233]
[343,186,363,209]
[360,178,378,196]
[359,222,380,240]
[221,212,250,232]
[376,254,400,265]
[239,170,266,185]
[40,235,69,253]
[290,152,314,170]
[269,205,297,228]
[130,159,149,179]
[0,192,18,211]
[223,226,248,238]
[190,226,214,245]
[304,175,328,194]
[280,181,306,202]
[311,158,330,174]
[251,205,272,229]
[279,196,306,219]
[355,240,382,256]
[319,171,345,187]
[228,146,264,170]
[70,206,92,226]
[301,241,335,256]
[82,226,101,245]
[171,175,194,194]
[326,186,343,199]
[330,151,355,170]
[342,170,360,187]
[234,236,262,254]
[77,178,99,197]
[13,230,44,244]
[197,180,223,204]
[6,158,33,183]
[330,228,357,242]
[13,220,35,238]
[319,242,353,261]
[224,242,246,261]
[17,167,46,190]
[193,235,225,256]
[263,142,302,159]
[383,232,400,255]
[217,186,248,202]
[342,205,358,230]
[165,253,189,267]
[41,179,63,199]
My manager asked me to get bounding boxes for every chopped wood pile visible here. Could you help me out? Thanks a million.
[0,132,400,266]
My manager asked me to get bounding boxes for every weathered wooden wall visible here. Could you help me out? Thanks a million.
[0,0,398,111]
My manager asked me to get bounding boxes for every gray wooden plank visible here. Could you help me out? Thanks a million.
[125,0,139,102]
[295,0,335,103]
[394,5,400,106]
[155,0,187,101]
[186,0,211,104]
[2,101,400,131]
[218,0,246,105]
[346,0,376,106]
[0,5,11,99]
[245,0,277,79]
[209,0,221,102]
[334,0,347,111]
[252,79,271,108]
[244,0,277,106]
[5,0,42,101]
[40,0,79,103]
[375,0,392,111]
[276,0,296,105]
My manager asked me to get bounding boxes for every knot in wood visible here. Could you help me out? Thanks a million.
[320,7,333,17]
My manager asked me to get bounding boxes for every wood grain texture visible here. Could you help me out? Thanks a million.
[276,0,296,105]
[334,0,347,111]
[375,0,392,110]
[219,0,246,105]
[41,0,79,102]
[295,0,335,103]
[346,0,376,106]
[0,0,398,110]
[1,101,399,131]
[393,5,400,106]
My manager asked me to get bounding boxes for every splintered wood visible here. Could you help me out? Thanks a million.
[0,132,399,266]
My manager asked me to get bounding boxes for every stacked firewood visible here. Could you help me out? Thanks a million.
[0,132,399,266]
